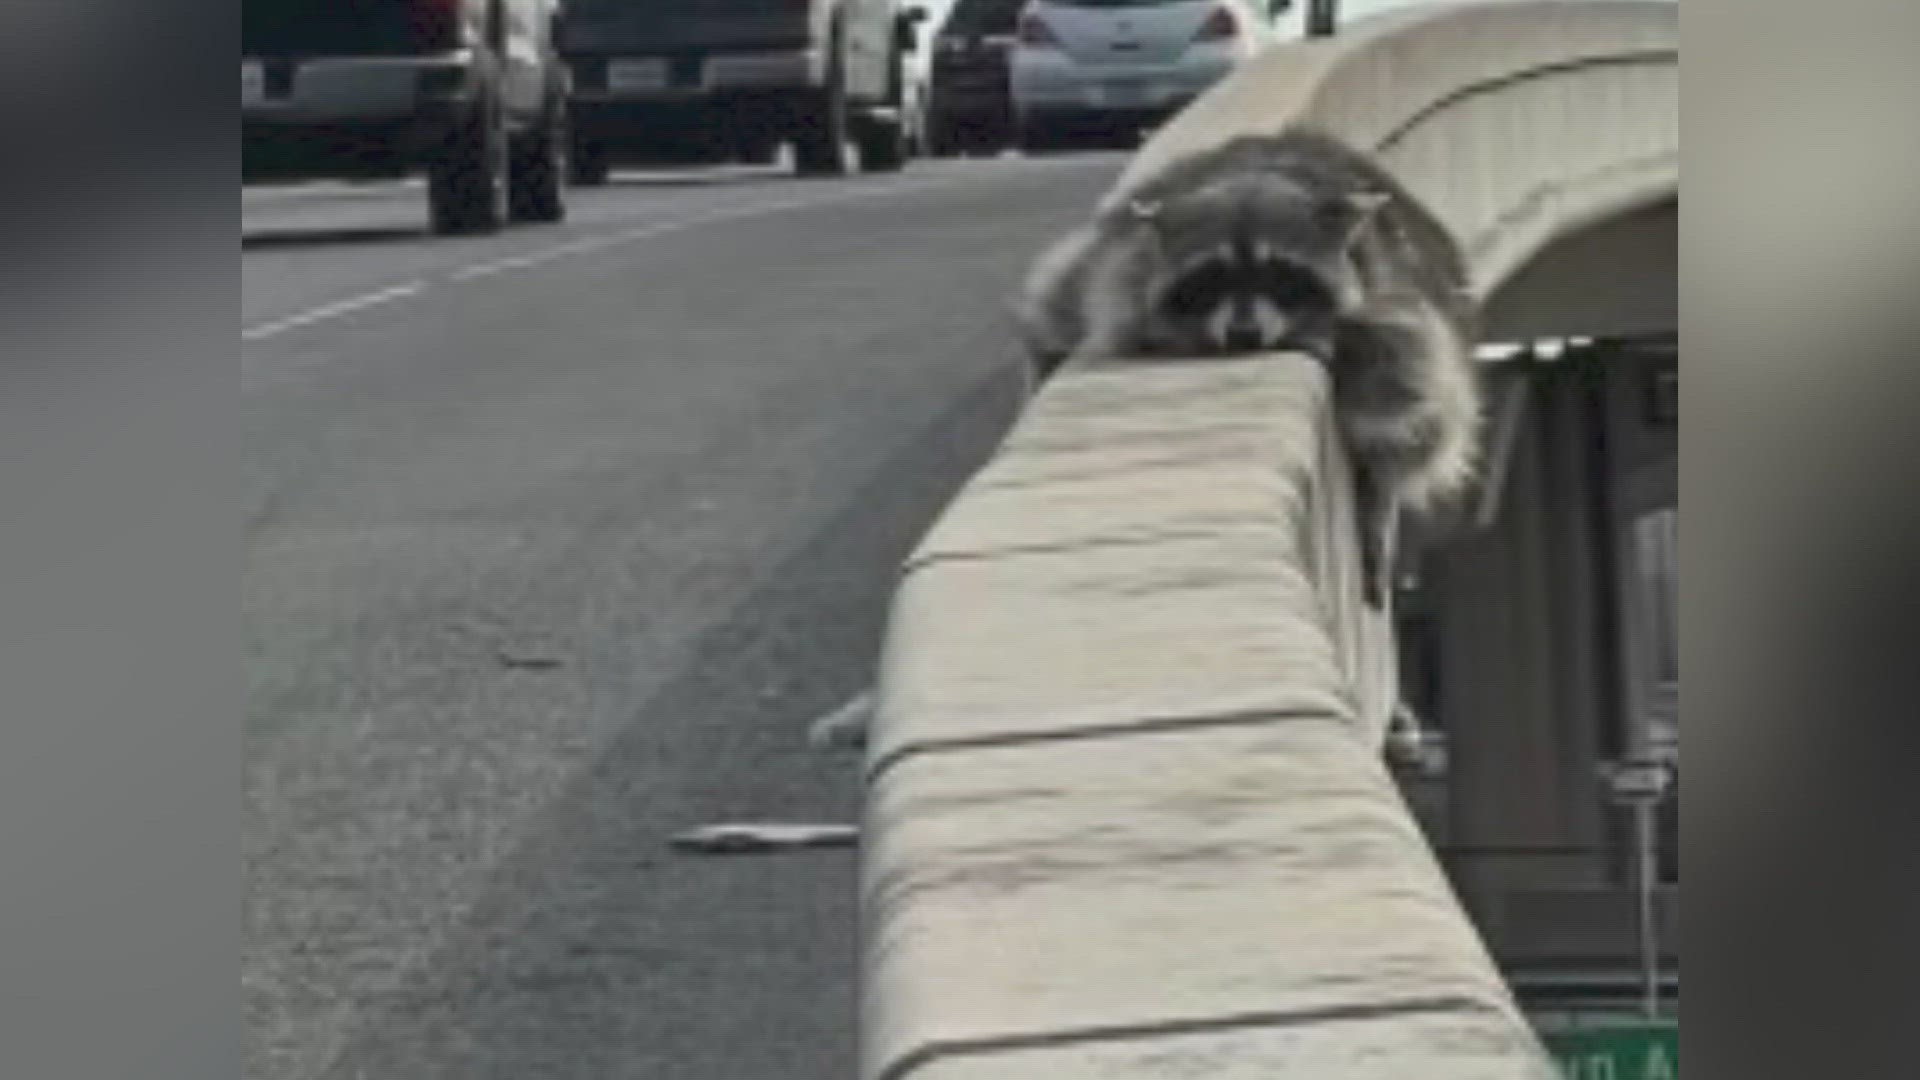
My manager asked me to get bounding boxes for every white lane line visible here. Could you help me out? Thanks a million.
[242,176,953,342]
[446,180,944,284]
[241,282,427,342]
[444,235,626,282]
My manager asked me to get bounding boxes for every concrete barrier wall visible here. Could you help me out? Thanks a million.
[859,4,1676,1077]
[860,356,1554,1079]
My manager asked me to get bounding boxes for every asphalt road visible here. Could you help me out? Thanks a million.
[244,157,1120,1080]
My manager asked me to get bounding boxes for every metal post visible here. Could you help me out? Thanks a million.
[1633,797,1662,1018]
[1605,755,1670,1020]
[1307,0,1340,37]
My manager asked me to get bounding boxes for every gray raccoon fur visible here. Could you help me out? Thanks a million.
[1014,130,1483,535]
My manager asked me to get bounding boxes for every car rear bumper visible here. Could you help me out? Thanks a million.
[928,86,1011,117]
[565,48,826,150]
[1015,104,1187,135]
[1009,47,1233,115]
[568,93,813,151]
[240,52,489,179]
[241,52,485,124]
[567,48,823,101]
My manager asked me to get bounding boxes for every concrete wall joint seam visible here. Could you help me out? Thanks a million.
[872,995,1513,1080]
[864,705,1344,786]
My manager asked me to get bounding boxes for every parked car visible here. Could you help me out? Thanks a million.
[920,0,1026,156]
[242,0,569,235]
[1008,0,1290,151]
[557,0,922,182]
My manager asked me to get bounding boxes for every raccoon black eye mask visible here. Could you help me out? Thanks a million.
[1153,248,1343,359]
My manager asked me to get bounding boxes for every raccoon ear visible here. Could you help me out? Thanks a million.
[1347,190,1391,215]
[1127,198,1163,223]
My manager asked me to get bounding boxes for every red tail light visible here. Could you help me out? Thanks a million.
[1017,12,1063,49]
[1193,7,1239,42]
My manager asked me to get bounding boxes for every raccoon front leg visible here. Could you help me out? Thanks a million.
[1331,306,1481,516]
[1013,225,1101,384]
[1327,318,1412,608]
[1352,464,1399,609]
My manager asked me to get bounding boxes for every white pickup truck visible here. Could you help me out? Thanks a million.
[243,0,570,235]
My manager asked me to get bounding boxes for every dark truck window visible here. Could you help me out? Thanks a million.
[942,0,1029,36]
[564,0,791,18]
[557,0,807,53]
[243,0,463,57]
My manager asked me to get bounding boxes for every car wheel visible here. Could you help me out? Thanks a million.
[855,112,907,173]
[923,111,958,157]
[567,143,610,186]
[733,138,782,166]
[856,41,911,173]
[429,103,507,235]
[508,105,567,223]
[971,118,1011,157]
[1100,122,1143,151]
[1016,117,1067,156]
[793,29,850,176]
[902,95,926,159]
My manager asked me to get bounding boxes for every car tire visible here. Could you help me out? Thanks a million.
[854,114,907,173]
[924,111,958,157]
[900,98,924,159]
[1100,122,1143,151]
[508,105,567,223]
[793,30,850,176]
[429,103,507,236]
[855,40,910,173]
[971,118,1012,157]
[567,144,610,186]
[734,138,782,166]
[1016,118,1067,156]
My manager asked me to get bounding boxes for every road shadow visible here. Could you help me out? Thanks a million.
[293,369,1026,1080]
[241,226,428,251]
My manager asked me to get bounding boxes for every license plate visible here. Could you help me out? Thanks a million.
[608,57,670,92]
[242,60,265,105]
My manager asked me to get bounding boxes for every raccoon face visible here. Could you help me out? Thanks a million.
[1149,240,1346,357]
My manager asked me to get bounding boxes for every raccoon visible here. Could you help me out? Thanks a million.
[1014,129,1483,602]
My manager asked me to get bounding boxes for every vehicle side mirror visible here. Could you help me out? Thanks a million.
[898,7,930,52]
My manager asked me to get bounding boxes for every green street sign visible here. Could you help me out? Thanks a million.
[1544,1023,1678,1080]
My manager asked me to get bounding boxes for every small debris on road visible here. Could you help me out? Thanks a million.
[806,689,874,750]
[495,649,563,670]
[669,822,859,854]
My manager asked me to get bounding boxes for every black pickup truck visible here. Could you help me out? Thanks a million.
[557,0,924,181]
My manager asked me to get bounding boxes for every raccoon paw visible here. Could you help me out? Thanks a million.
[806,689,875,752]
